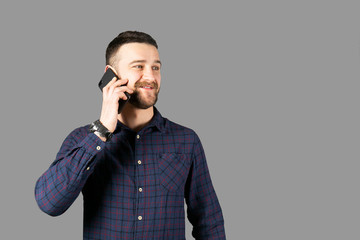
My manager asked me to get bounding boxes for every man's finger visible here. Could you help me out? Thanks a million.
[114,86,134,94]
[108,79,129,93]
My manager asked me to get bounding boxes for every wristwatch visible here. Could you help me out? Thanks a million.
[89,120,113,142]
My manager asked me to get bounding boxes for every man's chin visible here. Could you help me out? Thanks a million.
[129,102,154,109]
[129,90,159,109]
[129,97,158,109]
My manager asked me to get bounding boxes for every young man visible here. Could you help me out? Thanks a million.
[35,31,226,239]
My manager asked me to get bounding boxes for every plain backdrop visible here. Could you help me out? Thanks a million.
[1,1,359,239]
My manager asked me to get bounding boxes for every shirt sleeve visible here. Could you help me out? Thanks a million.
[185,133,226,240]
[34,126,106,216]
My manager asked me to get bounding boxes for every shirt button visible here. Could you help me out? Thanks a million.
[96,146,101,150]
[136,135,140,139]
[139,188,143,192]
[138,160,142,165]
[138,216,142,221]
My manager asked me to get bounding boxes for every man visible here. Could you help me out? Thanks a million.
[35,31,226,240]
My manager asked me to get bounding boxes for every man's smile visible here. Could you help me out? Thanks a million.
[135,81,158,91]
[140,85,154,90]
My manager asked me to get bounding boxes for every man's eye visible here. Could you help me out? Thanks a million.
[134,65,143,69]
[152,66,160,70]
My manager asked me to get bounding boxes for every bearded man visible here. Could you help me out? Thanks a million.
[35,31,226,240]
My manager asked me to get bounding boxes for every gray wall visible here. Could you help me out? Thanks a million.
[1,1,359,239]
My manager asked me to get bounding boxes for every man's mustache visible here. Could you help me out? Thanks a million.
[134,81,158,90]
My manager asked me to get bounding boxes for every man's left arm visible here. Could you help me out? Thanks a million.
[185,133,226,240]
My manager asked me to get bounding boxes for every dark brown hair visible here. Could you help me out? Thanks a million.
[106,31,158,66]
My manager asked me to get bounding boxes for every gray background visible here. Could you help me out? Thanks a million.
[1,0,359,239]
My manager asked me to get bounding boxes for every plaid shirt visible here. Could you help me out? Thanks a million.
[35,107,226,239]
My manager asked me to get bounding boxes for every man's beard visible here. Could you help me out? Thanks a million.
[129,81,160,109]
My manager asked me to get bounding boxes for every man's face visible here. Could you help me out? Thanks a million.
[111,42,161,109]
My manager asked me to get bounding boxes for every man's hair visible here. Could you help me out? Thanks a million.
[106,31,158,66]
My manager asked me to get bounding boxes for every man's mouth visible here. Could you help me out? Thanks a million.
[135,81,158,90]
[140,86,154,90]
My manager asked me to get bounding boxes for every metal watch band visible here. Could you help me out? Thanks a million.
[89,120,113,141]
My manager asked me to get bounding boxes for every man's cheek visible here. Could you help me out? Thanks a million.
[128,76,142,88]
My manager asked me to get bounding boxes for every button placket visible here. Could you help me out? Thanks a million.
[135,133,145,226]
[136,159,144,223]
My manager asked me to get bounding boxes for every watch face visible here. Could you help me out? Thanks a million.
[89,121,101,133]
[89,123,96,132]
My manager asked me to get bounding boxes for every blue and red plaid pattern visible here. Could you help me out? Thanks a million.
[35,107,226,239]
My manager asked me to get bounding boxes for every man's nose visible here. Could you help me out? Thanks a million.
[142,67,155,81]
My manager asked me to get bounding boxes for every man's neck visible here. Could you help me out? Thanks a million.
[118,105,154,132]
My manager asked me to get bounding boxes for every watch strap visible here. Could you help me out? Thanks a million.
[89,120,113,142]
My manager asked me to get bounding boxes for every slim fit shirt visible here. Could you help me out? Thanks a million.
[35,107,226,240]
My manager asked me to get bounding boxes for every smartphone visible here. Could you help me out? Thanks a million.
[98,68,130,113]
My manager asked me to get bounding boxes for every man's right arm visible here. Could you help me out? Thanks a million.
[34,127,105,216]
[35,69,133,216]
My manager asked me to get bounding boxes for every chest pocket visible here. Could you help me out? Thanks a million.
[158,153,191,192]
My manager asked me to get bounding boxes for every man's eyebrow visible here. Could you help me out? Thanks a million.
[129,60,162,65]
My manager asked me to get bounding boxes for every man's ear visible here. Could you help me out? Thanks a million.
[105,65,118,75]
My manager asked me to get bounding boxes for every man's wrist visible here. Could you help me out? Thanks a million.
[94,131,107,142]
[89,120,113,142]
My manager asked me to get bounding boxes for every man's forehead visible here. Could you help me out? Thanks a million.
[116,42,160,62]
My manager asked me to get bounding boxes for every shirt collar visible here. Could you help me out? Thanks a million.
[149,106,165,133]
[114,106,166,134]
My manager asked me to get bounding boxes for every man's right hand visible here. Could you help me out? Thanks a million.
[99,77,133,134]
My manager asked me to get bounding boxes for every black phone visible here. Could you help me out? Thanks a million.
[98,68,130,113]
